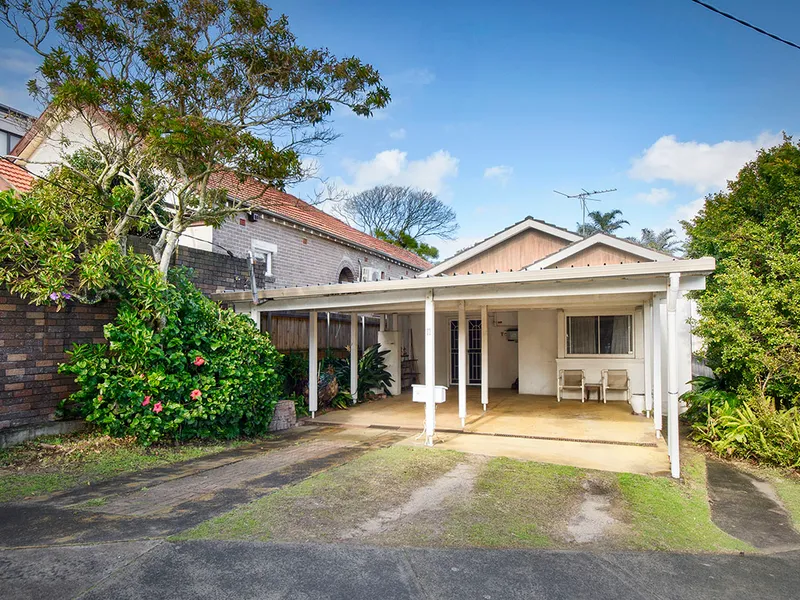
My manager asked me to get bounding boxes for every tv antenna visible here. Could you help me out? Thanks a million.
[553,188,617,227]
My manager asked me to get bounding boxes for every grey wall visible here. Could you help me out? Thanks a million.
[213,212,419,288]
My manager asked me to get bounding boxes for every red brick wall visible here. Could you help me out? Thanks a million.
[0,290,117,430]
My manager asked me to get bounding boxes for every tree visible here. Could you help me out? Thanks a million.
[375,228,439,261]
[576,209,629,236]
[683,138,800,408]
[630,228,682,255]
[337,185,458,242]
[1,0,389,276]
[0,152,162,305]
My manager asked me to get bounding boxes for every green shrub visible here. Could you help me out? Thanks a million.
[59,271,284,444]
[685,380,800,469]
[322,344,393,400]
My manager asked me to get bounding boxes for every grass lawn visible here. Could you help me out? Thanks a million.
[0,430,255,502]
[177,444,752,553]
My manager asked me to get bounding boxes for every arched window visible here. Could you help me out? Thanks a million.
[338,267,354,283]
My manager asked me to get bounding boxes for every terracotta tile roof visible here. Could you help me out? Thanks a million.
[0,159,35,193]
[209,172,432,271]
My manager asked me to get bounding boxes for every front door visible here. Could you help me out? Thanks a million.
[450,319,482,385]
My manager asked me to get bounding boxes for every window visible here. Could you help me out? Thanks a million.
[567,315,632,355]
[251,240,277,277]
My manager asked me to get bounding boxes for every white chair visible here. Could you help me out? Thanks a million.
[557,369,585,402]
[601,369,630,404]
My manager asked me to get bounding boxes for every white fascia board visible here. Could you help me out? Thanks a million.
[212,257,715,305]
[421,218,582,277]
[253,276,669,313]
[526,233,675,270]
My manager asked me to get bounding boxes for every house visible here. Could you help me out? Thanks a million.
[213,217,713,478]
[0,103,35,157]
[10,108,430,291]
[0,156,34,193]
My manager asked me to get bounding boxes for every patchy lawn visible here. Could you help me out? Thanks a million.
[177,445,464,543]
[177,444,752,553]
[0,431,255,502]
[618,449,751,552]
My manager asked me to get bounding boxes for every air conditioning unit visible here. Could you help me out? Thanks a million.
[361,267,382,282]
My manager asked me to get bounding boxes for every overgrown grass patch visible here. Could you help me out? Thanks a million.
[441,458,586,548]
[617,449,753,553]
[0,431,251,502]
[176,445,465,542]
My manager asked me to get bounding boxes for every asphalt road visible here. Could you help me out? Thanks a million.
[2,539,798,600]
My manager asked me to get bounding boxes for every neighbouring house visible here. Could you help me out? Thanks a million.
[213,217,713,478]
[1,107,429,440]
[10,108,431,291]
[0,103,35,157]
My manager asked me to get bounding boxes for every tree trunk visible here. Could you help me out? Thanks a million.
[158,229,180,277]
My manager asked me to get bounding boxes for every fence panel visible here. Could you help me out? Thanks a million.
[262,311,380,357]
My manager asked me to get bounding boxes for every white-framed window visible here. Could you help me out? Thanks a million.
[251,240,277,277]
[566,314,633,356]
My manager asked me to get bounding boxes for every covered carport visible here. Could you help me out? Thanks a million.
[213,258,715,478]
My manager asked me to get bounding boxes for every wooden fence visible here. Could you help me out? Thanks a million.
[261,311,380,357]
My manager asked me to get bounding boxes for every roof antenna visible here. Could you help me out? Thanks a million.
[553,188,617,228]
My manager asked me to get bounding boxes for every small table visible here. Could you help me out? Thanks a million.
[584,383,602,403]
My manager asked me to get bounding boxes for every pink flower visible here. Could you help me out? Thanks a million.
[193,356,205,367]
[153,402,163,414]
[142,396,151,407]
[190,389,202,400]
[98,394,103,402]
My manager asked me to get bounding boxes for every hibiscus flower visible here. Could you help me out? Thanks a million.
[153,402,163,414]
[193,356,206,367]
[190,389,202,400]
[142,396,151,407]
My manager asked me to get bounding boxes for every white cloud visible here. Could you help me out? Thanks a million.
[388,68,436,86]
[629,132,783,192]
[338,149,459,196]
[389,128,406,140]
[673,197,706,223]
[483,165,513,185]
[635,187,674,205]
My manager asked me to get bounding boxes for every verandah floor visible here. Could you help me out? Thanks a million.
[309,388,670,474]
[311,388,656,446]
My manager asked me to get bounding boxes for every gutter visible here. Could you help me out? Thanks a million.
[211,256,716,304]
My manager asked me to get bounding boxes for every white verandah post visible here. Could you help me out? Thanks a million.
[481,305,489,411]
[644,300,653,419]
[667,274,681,479]
[350,313,359,404]
[424,289,436,446]
[309,310,318,418]
[458,300,467,428]
[652,295,664,438]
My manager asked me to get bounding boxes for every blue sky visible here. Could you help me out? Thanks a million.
[3,0,800,258]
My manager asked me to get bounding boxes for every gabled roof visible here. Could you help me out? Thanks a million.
[210,172,432,271]
[0,158,35,193]
[525,232,678,270]
[420,216,582,277]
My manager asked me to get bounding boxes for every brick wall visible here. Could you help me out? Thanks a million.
[0,289,117,431]
[128,236,268,295]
